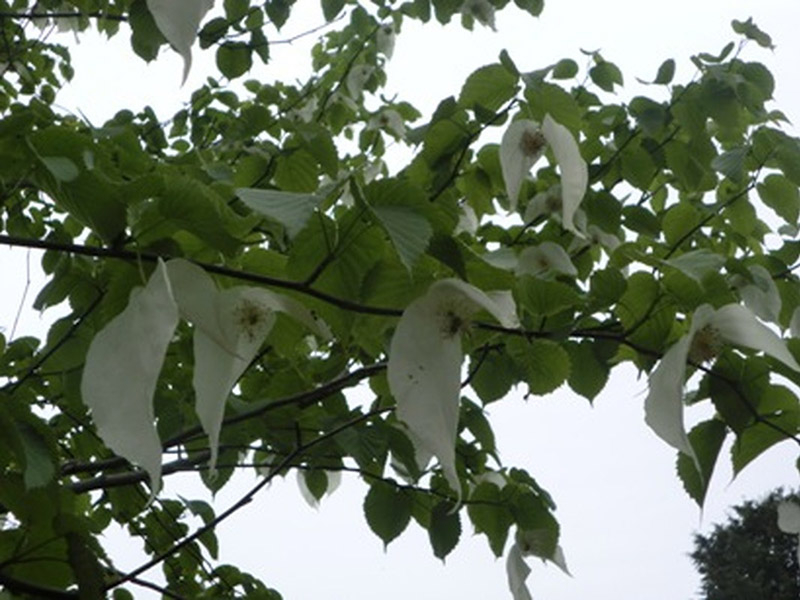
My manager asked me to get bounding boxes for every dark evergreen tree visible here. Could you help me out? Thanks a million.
[691,489,800,600]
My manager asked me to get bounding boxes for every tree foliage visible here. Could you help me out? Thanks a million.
[0,1,799,598]
[691,489,800,600]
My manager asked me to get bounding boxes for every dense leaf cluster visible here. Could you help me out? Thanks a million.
[0,1,799,598]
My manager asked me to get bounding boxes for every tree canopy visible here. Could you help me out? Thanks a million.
[1,1,800,599]
[692,489,800,600]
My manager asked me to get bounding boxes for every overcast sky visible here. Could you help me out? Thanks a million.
[3,1,800,599]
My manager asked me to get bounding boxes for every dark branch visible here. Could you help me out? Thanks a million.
[105,408,390,591]
[0,569,77,599]
[0,11,127,21]
[0,234,402,317]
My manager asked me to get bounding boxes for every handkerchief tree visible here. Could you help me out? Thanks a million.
[0,1,799,598]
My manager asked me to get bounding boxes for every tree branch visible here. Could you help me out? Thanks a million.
[65,362,386,488]
[105,408,390,591]
[0,234,402,317]
[0,11,126,21]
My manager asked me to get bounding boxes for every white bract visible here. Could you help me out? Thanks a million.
[506,529,570,600]
[166,259,329,473]
[454,203,479,236]
[147,0,214,84]
[645,304,800,465]
[732,265,781,324]
[777,500,800,565]
[387,279,518,495]
[376,24,396,58]
[82,259,329,494]
[346,64,373,99]
[506,544,532,600]
[367,109,406,139]
[516,242,577,278]
[500,115,588,234]
[81,260,179,496]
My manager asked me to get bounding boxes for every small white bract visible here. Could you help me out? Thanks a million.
[645,304,800,467]
[516,242,577,278]
[146,0,214,84]
[500,115,588,235]
[777,500,800,565]
[376,24,396,58]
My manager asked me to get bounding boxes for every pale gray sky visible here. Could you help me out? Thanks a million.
[3,1,800,598]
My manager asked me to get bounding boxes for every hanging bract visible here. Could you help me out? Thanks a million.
[2,1,800,599]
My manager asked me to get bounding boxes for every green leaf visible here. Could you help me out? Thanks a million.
[15,421,56,489]
[731,17,774,49]
[663,202,701,248]
[250,28,270,63]
[628,97,667,137]
[237,188,323,238]
[620,139,656,188]
[321,0,346,21]
[198,17,229,49]
[512,492,560,560]
[29,127,127,242]
[615,271,659,330]
[731,386,799,476]
[524,81,582,134]
[516,277,581,317]
[565,341,609,402]
[552,58,578,80]
[216,42,253,79]
[654,58,676,84]
[303,469,330,501]
[66,532,105,600]
[757,174,800,225]
[623,205,661,238]
[265,0,292,29]
[224,0,250,20]
[676,419,727,506]
[711,147,748,183]
[363,480,412,547]
[371,205,433,271]
[469,349,518,404]
[154,176,245,254]
[589,61,623,92]
[589,267,627,306]
[467,481,513,557]
[709,353,770,434]
[274,149,319,192]
[129,0,167,62]
[663,250,726,283]
[428,502,461,560]
[513,0,544,17]
[507,338,570,396]
[459,64,518,113]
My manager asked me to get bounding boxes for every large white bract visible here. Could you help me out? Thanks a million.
[146,0,214,84]
[644,303,800,467]
[500,114,588,234]
[387,279,518,496]
[506,529,570,600]
[82,258,329,493]
[81,260,179,496]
